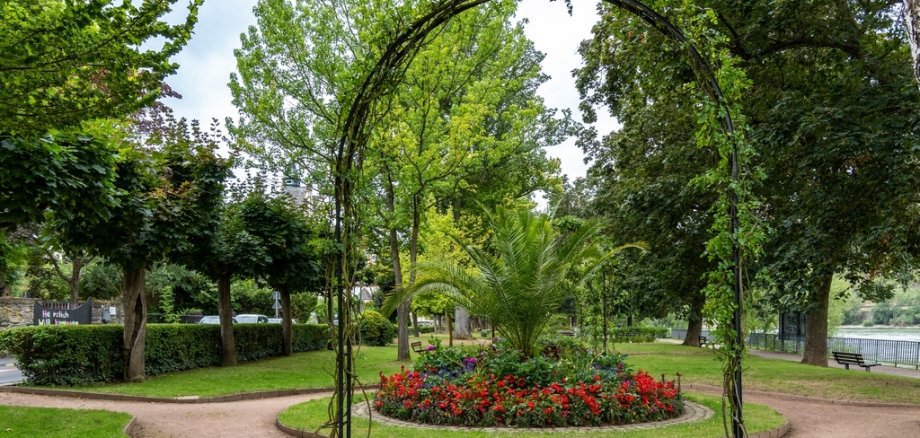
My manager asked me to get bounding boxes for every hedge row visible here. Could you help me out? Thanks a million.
[0,323,328,386]
[611,326,669,343]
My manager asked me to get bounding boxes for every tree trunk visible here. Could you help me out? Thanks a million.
[281,288,293,356]
[906,0,920,88]
[447,312,453,347]
[122,267,147,382]
[386,177,411,362]
[454,306,471,339]
[408,195,421,339]
[69,256,84,304]
[682,295,705,346]
[601,284,609,353]
[217,273,237,366]
[802,272,834,366]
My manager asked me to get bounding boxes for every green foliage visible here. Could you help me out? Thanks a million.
[359,310,397,347]
[233,279,274,315]
[610,327,668,343]
[0,133,120,231]
[388,207,628,358]
[0,323,328,386]
[0,0,202,136]
[870,283,920,326]
[78,261,122,300]
[291,293,319,321]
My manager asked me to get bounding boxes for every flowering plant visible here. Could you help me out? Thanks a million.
[374,346,682,428]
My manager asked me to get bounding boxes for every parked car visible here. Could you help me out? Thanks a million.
[198,315,238,324]
[236,314,269,323]
[268,317,297,324]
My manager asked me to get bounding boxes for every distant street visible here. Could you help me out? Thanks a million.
[0,357,23,386]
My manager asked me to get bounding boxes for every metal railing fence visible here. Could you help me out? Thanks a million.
[673,330,920,369]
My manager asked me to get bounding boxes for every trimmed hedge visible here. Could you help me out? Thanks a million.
[611,326,668,343]
[0,323,328,386]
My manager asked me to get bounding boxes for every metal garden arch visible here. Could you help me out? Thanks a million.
[329,1,745,436]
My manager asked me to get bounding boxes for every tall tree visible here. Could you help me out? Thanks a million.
[0,0,202,136]
[574,29,717,346]
[237,193,322,356]
[907,0,920,87]
[363,0,563,360]
[579,1,920,366]
[57,119,229,381]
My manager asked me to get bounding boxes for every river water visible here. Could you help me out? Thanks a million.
[834,326,920,342]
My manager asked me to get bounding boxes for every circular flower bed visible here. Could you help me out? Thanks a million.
[374,339,683,428]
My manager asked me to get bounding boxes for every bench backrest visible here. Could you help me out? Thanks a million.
[832,351,865,363]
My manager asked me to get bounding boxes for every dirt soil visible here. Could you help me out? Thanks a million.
[2,388,919,437]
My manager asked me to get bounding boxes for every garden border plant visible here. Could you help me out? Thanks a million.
[371,341,685,429]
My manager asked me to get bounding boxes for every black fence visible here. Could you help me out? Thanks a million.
[671,328,920,370]
[669,328,711,340]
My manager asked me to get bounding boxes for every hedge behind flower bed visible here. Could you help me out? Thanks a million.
[374,345,683,428]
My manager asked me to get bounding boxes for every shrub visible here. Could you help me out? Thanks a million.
[359,310,397,346]
[611,326,667,343]
[0,323,329,386]
[416,325,435,334]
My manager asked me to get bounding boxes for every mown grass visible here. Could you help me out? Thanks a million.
[53,339,920,404]
[617,343,920,404]
[0,405,131,437]
[277,392,785,438]
[67,346,404,398]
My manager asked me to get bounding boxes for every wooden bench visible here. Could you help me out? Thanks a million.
[698,336,708,348]
[411,341,427,355]
[832,351,879,372]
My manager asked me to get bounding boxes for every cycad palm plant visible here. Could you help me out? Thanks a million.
[386,207,640,358]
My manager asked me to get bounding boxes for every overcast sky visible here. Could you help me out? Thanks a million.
[164,0,617,183]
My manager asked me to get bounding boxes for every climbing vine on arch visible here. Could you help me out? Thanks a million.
[320,0,760,436]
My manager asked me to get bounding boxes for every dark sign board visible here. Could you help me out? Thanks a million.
[33,300,93,325]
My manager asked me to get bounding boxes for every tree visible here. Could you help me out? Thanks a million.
[573,29,717,346]
[362,0,565,358]
[0,0,202,136]
[386,207,633,358]
[238,193,322,356]
[580,0,920,366]
[907,0,920,87]
[57,120,229,381]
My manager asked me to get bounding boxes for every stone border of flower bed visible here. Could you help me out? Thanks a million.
[348,399,713,433]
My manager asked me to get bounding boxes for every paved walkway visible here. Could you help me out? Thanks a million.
[749,349,920,379]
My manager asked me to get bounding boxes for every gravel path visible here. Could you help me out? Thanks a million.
[2,388,920,437]
[688,386,920,438]
[0,391,329,437]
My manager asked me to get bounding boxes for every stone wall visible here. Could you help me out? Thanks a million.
[0,297,34,329]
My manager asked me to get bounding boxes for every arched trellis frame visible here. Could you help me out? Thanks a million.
[329,0,746,437]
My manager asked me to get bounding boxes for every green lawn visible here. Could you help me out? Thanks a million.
[52,340,920,404]
[277,392,785,438]
[617,343,920,404]
[67,346,404,398]
[0,405,131,437]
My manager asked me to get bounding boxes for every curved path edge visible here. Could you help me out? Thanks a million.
[684,383,920,409]
[749,421,791,438]
[0,384,378,404]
